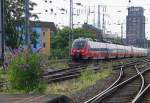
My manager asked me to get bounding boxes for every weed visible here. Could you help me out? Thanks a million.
[7,53,47,93]
[46,66,112,95]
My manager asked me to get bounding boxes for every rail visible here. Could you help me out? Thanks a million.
[132,65,145,103]
[43,65,101,83]
[84,66,123,103]
[132,84,150,103]
[86,67,150,103]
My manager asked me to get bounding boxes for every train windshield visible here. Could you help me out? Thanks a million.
[72,40,86,49]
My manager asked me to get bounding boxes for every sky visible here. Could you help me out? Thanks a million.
[31,0,150,39]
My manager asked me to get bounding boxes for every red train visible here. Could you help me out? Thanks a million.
[71,38,148,60]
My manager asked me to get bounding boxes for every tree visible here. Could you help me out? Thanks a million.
[51,27,94,49]
[73,28,95,40]
[51,27,94,59]
[111,37,123,45]
[4,0,37,49]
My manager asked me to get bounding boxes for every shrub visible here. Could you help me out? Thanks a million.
[51,48,69,59]
[7,53,46,93]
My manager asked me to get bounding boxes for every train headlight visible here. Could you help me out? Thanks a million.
[73,50,76,53]
[81,49,84,53]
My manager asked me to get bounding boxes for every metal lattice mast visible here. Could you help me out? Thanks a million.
[98,5,101,29]
[102,6,106,36]
[69,0,73,56]
[0,0,4,63]
[25,0,30,47]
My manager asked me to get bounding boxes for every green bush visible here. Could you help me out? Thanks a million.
[51,48,69,59]
[7,53,47,93]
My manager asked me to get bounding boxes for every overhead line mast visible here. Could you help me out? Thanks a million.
[69,0,73,56]
[0,0,4,64]
[25,0,30,48]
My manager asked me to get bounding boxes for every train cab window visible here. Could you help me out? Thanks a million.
[72,40,86,49]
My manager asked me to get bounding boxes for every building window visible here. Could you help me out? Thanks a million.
[43,32,45,37]
[43,31,46,43]
[43,43,46,48]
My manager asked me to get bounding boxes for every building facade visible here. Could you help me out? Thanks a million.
[30,21,57,54]
[126,7,145,47]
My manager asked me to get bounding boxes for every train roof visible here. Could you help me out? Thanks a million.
[73,38,148,50]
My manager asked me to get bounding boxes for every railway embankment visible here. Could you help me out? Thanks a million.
[0,57,148,103]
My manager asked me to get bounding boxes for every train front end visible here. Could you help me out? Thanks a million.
[71,39,89,60]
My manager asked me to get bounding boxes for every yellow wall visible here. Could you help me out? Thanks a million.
[40,28,50,54]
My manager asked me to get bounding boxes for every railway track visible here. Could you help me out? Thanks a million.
[0,58,149,103]
[0,58,145,87]
[84,59,150,103]
[46,57,135,83]
[132,63,150,103]
[43,57,139,84]
[0,57,147,86]
[40,57,148,83]
[43,64,101,83]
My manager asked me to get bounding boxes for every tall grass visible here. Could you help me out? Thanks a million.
[46,65,112,95]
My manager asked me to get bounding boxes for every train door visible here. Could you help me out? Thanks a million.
[131,46,134,57]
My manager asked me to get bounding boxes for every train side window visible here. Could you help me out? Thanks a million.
[101,48,108,51]
[91,48,94,51]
